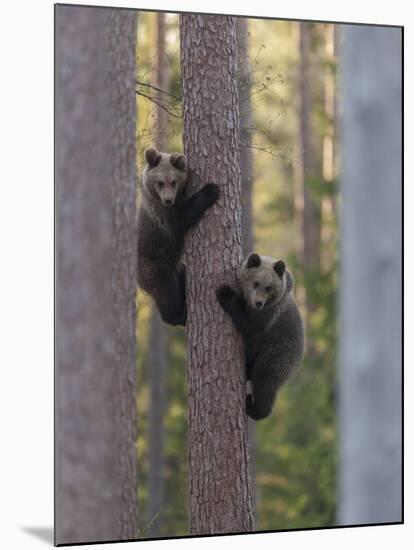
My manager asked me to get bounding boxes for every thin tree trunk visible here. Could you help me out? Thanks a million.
[147,308,167,534]
[320,24,337,272]
[147,16,169,536]
[106,9,139,539]
[339,25,402,525]
[237,18,254,257]
[236,16,257,517]
[180,14,254,535]
[296,22,321,327]
[321,24,336,186]
[298,22,319,269]
[154,13,169,149]
[56,6,138,544]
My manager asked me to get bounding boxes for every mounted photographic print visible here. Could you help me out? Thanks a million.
[55,3,403,546]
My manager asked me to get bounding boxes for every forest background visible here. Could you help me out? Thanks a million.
[136,13,339,536]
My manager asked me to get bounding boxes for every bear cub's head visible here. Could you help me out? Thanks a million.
[143,147,188,207]
[238,253,288,311]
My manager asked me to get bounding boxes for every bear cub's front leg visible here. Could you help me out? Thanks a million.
[182,183,220,231]
[216,285,249,334]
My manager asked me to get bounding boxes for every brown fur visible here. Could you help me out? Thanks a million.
[137,148,220,326]
[216,253,304,419]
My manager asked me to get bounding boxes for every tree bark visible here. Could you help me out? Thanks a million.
[180,14,254,535]
[339,25,402,525]
[147,13,169,536]
[56,6,116,544]
[56,6,138,544]
[236,16,257,516]
[106,9,139,539]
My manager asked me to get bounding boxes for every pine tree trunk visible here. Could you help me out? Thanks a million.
[56,6,138,544]
[339,25,402,525]
[147,13,169,536]
[180,13,254,535]
[298,22,320,272]
[236,16,257,516]
[106,9,139,539]
[56,6,115,543]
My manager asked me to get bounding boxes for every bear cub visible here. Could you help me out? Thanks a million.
[137,148,220,326]
[216,253,304,420]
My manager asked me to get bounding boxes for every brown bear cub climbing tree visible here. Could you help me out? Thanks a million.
[217,253,305,420]
[136,148,220,326]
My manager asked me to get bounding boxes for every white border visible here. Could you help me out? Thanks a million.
[0,1,409,549]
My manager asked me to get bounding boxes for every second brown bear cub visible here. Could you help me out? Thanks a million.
[137,148,220,326]
[216,253,304,420]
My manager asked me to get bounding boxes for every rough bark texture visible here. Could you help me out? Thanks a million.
[106,9,139,539]
[236,16,257,514]
[56,6,138,544]
[56,6,116,544]
[147,16,169,536]
[339,25,402,525]
[180,14,254,535]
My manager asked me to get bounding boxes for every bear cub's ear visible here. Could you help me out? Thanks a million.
[246,253,261,269]
[273,260,286,278]
[170,153,187,172]
[145,148,162,168]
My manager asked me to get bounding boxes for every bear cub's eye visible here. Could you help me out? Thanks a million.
[171,180,176,188]
[157,181,164,189]
[265,286,271,293]
[253,282,259,289]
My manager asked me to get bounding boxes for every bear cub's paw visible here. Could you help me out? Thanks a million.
[200,183,220,206]
[216,284,236,307]
[170,308,187,327]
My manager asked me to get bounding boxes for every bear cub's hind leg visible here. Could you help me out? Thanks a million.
[153,267,187,327]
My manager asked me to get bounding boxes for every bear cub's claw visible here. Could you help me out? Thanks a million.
[201,183,220,206]
[216,284,235,307]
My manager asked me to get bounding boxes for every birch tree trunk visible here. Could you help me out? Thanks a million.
[339,25,402,525]
[180,14,254,535]
[56,6,138,544]
[147,12,169,536]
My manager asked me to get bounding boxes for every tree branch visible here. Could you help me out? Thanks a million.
[135,90,182,119]
[136,80,182,101]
